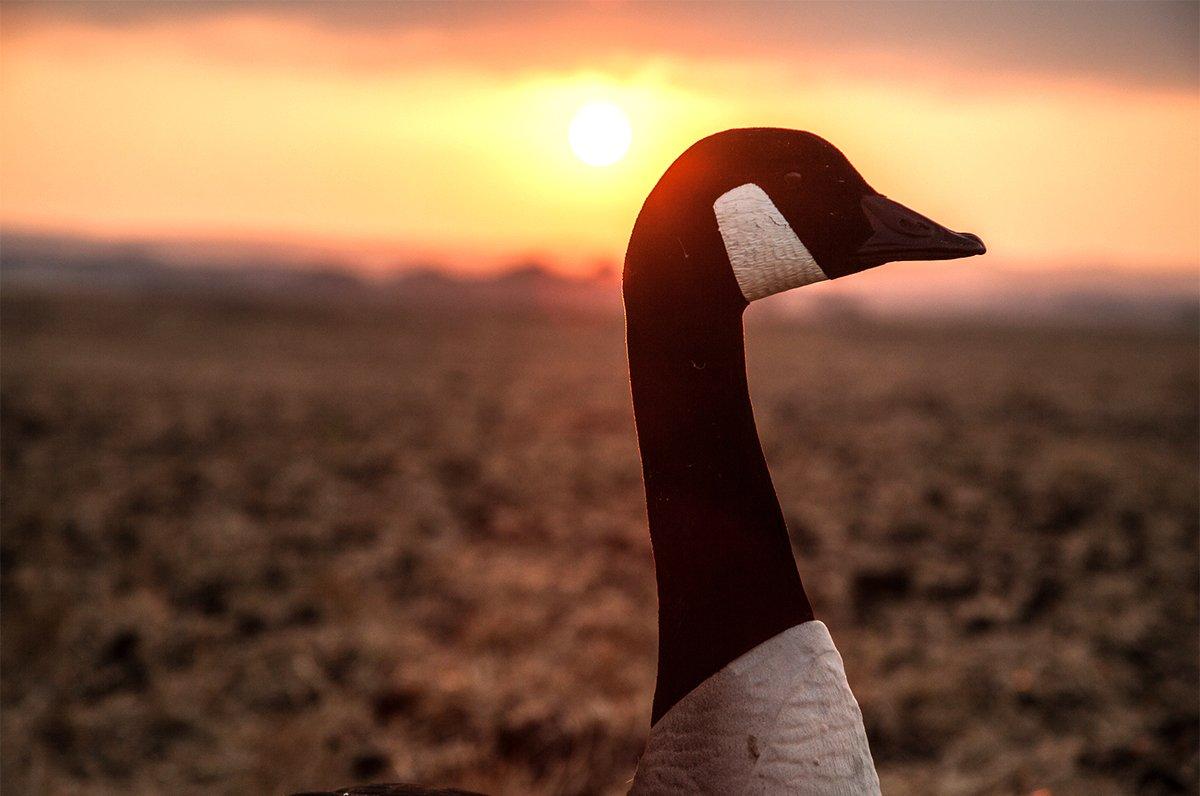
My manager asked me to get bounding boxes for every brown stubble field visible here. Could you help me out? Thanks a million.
[2,289,1197,795]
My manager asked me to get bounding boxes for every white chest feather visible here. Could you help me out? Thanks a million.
[713,183,828,302]
[631,621,880,795]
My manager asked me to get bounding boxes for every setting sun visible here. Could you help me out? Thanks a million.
[568,101,632,167]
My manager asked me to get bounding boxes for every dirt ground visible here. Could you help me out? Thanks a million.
[2,290,1197,795]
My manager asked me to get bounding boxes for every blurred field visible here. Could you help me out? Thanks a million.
[2,289,1197,795]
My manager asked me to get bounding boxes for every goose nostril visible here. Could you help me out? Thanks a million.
[898,217,930,235]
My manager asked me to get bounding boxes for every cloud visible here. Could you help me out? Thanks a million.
[4,1,1196,91]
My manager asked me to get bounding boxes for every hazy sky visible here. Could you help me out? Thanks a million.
[2,1,1197,273]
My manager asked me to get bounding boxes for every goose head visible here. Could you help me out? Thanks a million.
[624,128,985,314]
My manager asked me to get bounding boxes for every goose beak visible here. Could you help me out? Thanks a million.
[852,193,986,268]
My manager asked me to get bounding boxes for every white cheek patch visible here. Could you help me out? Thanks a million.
[713,183,827,302]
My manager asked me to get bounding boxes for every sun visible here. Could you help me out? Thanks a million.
[568,101,632,167]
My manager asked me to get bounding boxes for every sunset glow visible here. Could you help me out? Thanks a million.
[0,2,1195,276]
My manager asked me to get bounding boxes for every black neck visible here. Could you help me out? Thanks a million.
[625,226,813,724]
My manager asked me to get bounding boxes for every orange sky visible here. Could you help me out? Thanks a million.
[1,1,1197,275]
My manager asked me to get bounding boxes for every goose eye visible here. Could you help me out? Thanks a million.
[784,172,803,186]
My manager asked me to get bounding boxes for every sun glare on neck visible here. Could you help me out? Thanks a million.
[569,101,632,167]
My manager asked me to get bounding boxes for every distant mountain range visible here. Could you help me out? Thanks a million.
[2,230,1196,328]
[0,231,620,313]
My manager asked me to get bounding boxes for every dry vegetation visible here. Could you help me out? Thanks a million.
[2,289,1197,795]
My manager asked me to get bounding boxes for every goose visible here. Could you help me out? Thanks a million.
[297,128,984,796]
